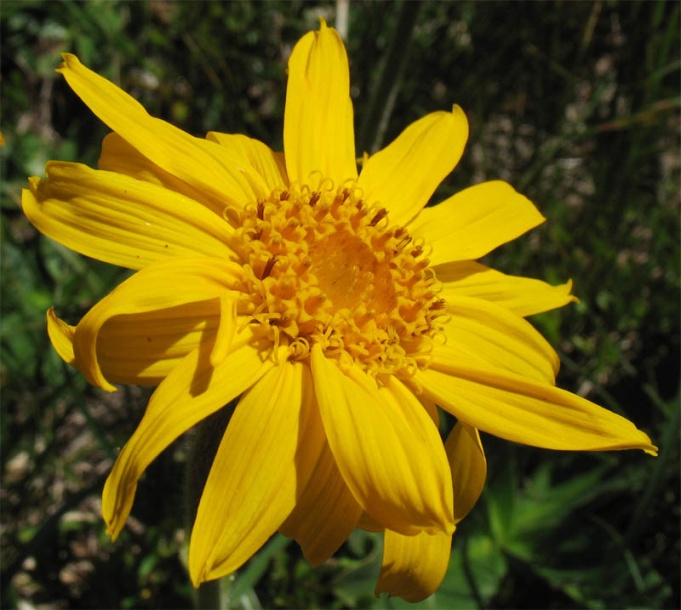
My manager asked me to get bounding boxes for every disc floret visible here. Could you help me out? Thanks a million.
[232,181,446,376]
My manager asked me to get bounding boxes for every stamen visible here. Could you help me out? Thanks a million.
[369,208,388,227]
[260,256,277,280]
[233,181,443,376]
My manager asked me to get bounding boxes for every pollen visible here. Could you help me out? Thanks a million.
[230,182,445,376]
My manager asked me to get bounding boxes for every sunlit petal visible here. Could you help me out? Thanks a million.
[58,53,267,210]
[23,161,236,270]
[284,19,356,187]
[415,363,658,454]
[190,361,323,583]
[435,260,578,317]
[409,181,545,265]
[206,132,288,192]
[95,301,221,386]
[98,133,226,216]
[439,295,559,383]
[102,332,274,539]
[71,257,243,391]
[310,345,454,535]
[358,106,468,227]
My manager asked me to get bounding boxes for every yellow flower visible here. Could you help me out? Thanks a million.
[23,21,656,602]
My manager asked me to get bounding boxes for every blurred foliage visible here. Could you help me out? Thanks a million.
[1,0,679,608]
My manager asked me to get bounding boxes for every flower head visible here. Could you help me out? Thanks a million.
[23,21,656,602]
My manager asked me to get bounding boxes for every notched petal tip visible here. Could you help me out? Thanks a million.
[26,176,41,190]
[450,103,470,135]
[56,52,79,74]
[634,427,658,456]
[563,279,580,305]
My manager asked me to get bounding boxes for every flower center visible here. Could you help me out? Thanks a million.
[230,181,445,376]
[308,230,396,315]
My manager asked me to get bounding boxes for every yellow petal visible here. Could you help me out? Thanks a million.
[280,440,363,566]
[71,257,243,391]
[435,260,578,317]
[49,296,224,387]
[378,375,454,520]
[419,395,440,427]
[284,20,356,187]
[415,363,658,454]
[95,301,222,386]
[356,512,384,533]
[99,133,227,216]
[209,296,237,367]
[310,345,454,535]
[206,132,288,192]
[23,162,236,270]
[375,529,453,603]
[46,308,76,365]
[358,106,468,227]
[58,54,266,210]
[445,423,486,523]
[409,181,545,265]
[102,332,274,540]
[190,361,323,583]
[439,295,559,383]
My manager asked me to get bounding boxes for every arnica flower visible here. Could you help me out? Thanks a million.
[23,21,656,602]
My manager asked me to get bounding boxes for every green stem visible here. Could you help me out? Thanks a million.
[186,403,235,610]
